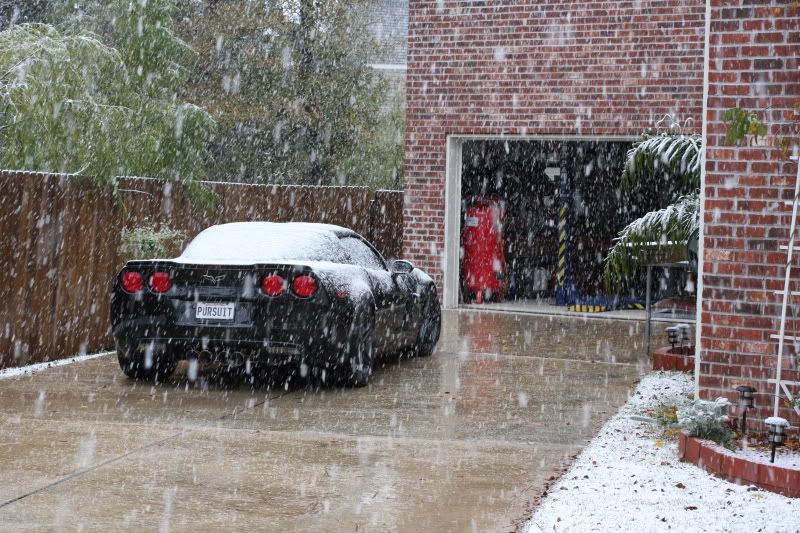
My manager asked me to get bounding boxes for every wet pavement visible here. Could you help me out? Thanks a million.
[0,310,648,532]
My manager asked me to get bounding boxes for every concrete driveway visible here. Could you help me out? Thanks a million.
[0,310,648,532]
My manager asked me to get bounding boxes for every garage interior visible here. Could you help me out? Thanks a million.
[458,139,692,318]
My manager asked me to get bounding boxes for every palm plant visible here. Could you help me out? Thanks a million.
[620,133,701,189]
[603,119,702,292]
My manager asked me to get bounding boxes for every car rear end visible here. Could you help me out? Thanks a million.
[111,260,353,368]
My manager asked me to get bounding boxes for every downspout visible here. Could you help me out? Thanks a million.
[694,0,712,398]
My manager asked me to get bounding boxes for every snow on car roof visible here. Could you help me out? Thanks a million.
[177,222,354,263]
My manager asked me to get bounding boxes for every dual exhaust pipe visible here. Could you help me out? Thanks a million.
[186,349,248,362]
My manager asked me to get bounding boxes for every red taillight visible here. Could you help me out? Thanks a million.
[291,275,318,298]
[261,274,286,296]
[121,271,144,293]
[149,272,172,293]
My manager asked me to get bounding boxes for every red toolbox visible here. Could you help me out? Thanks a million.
[462,197,506,303]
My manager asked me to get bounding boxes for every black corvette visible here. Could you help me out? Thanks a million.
[110,222,441,387]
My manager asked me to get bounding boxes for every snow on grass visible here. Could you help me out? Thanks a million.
[0,351,113,380]
[523,372,800,533]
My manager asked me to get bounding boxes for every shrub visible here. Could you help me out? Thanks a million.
[677,397,735,449]
[120,223,185,260]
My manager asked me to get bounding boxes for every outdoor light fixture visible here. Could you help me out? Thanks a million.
[666,326,679,350]
[684,272,695,294]
[735,385,756,435]
[678,324,691,354]
[766,417,789,463]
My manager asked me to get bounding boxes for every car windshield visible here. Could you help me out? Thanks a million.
[179,223,349,263]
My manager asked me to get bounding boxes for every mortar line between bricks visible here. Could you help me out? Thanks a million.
[0,390,287,509]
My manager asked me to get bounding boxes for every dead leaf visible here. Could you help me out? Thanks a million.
[675,482,686,489]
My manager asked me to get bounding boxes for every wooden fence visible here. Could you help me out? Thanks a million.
[0,171,403,368]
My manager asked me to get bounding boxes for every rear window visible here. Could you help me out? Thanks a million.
[339,237,386,270]
[180,224,349,263]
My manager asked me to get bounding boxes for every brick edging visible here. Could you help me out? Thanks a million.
[678,430,800,497]
[652,346,695,373]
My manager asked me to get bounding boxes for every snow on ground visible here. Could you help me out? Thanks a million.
[0,351,113,380]
[738,447,800,470]
[523,372,800,533]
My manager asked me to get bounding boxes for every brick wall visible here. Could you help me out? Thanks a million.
[700,0,800,425]
[404,0,706,289]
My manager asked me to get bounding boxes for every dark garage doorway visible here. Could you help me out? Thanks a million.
[458,139,682,307]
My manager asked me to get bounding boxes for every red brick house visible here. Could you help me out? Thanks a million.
[404,0,706,306]
[403,0,799,424]
[702,2,799,424]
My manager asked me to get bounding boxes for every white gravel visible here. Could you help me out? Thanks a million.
[523,371,800,533]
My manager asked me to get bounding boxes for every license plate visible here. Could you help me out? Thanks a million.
[195,302,235,321]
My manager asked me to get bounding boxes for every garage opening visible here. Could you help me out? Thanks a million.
[456,138,684,313]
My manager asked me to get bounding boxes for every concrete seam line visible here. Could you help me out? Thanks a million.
[457,306,689,324]
[4,391,287,432]
[275,430,585,450]
[455,306,677,324]
[0,387,287,508]
[0,351,114,380]
[217,391,284,421]
[459,351,644,367]
[0,430,189,509]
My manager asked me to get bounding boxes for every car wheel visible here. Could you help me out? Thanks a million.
[116,340,175,383]
[342,306,375,388]
[414,289,441,358]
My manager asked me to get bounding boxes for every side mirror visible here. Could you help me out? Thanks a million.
[390,259,414,276]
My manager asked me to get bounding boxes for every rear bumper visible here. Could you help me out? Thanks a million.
[111,317,351,365]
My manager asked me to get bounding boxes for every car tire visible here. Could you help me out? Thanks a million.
[116,340,175,383]
[414,289,441,358]
[342,305,375,388]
